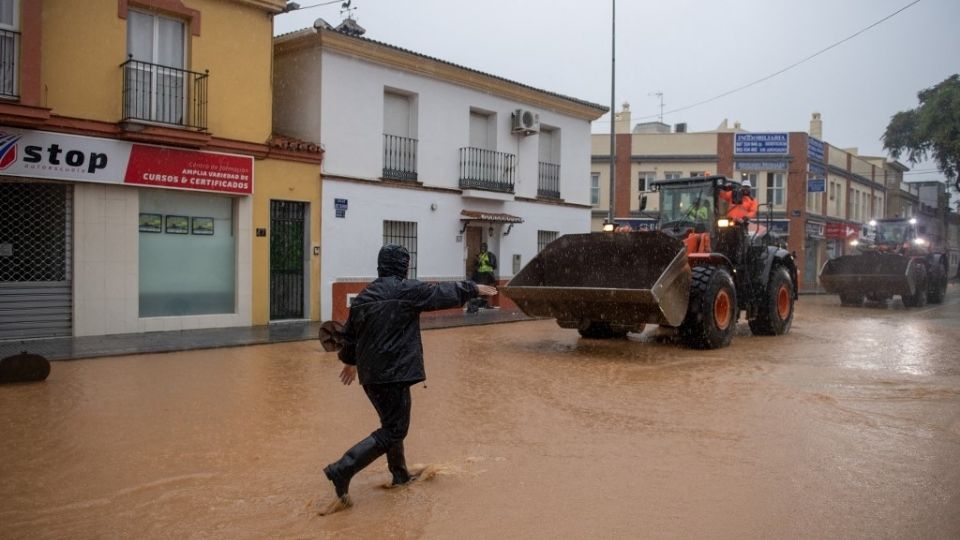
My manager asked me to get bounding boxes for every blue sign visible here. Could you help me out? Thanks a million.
[735,160,788,171]
[334,198,348,210]
[807,178,826,193]
[735,133,788,155]
[808,162,826,176]
[808,136,824,162]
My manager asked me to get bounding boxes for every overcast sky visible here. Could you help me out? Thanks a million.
[275,0,959,188]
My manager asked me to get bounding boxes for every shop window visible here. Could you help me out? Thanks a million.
[139,190,235,317]
[383,220,417,279]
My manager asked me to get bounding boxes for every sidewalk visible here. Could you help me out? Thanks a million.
[0,307,534,362]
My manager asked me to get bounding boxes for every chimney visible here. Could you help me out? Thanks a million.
[810,112,822,139]
[614,102,631,134]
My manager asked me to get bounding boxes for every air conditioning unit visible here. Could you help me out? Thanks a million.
[511,108,540,135]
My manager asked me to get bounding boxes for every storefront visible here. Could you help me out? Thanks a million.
[0,127,253,339]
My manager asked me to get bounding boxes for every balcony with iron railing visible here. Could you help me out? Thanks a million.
[382,134,418,181]
[0,28,20,99]
[537,162,560,199]
[458,147,515,193]
[121,56,209,130]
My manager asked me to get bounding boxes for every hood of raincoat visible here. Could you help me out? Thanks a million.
[377,244,410,278]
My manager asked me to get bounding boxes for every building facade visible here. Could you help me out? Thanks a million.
[273,24,606,321]
[0,0,322,341]
[591,108,892,292]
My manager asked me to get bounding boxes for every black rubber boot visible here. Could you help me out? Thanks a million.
[386,442,413,486]
[323,436,385,499]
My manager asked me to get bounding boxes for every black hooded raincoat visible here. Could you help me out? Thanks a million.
[338,244,478,385]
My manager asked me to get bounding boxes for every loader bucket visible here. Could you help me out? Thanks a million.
[819,253,916,298]
[501,232,691,329]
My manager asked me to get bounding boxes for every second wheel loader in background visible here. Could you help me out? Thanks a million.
[819,217,948,308]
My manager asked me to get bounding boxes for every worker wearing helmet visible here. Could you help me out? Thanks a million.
[719,179,758,222]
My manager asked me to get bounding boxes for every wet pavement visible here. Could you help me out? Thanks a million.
[2,287,959,539]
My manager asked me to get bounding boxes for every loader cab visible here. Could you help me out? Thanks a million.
[865,218,927,254]
[655,177,720,235]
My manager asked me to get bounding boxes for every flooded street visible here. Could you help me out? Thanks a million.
[2,289,960,539]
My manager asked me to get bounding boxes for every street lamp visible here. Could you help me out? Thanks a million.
[607,0,616,226]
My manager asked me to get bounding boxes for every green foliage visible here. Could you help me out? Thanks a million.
[882,74,960,191]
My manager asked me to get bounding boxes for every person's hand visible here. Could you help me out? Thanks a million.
[339,365,356,385]
[476,284,498,296]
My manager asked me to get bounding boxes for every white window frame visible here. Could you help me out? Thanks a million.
[0,0,19,98]
[766,172,786,207]
[664,171,682,181]
[590,172,600,206]
[126,9,187,125]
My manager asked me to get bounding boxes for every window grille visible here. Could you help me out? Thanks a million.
[537,230,558,253]
[0,182,71,283]
[383,220,418,279]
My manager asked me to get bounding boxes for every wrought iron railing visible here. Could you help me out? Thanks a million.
[459,147,516,193]
[382,134,418,181]
[537,162,561,199]
[121,56,208,130]
[0,29,19,99]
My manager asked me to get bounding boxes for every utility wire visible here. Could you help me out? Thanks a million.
[623,0,924,122]
[282,0,344,13]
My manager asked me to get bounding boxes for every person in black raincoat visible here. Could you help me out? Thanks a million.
[323,244,497,508]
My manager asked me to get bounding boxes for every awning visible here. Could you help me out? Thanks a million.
[460,210,524,223]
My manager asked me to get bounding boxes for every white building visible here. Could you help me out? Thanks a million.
[273,23,606,321]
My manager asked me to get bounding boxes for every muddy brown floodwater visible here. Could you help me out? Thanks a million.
[2,289,960,539]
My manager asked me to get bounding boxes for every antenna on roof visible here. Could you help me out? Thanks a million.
[648,91,665,123]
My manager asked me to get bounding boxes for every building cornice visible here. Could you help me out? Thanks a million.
[275,29,607,121]
[4,115,318,164]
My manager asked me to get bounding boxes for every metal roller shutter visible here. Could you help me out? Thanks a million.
[0,182,73,340]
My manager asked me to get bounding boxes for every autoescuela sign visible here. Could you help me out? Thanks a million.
[0,127,253,195]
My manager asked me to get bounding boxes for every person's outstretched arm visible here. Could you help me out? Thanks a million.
[408,281,496,312]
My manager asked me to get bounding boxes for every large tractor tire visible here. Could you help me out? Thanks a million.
[749,266,795,336]
[578,322,627,339]
[926,264,947,304]
[901,264,928,308]
[679,266,737,349]
[839,292,863,307]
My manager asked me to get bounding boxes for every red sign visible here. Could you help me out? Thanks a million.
[124,145,253,195]
[825,222,859,239]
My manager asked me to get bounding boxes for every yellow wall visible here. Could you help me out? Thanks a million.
[40,0,273,143]
[251,158,322,325]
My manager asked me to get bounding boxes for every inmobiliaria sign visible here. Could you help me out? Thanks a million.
[0,127,253,195]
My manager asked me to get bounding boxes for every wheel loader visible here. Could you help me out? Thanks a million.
[501,175,799,349]
[819,217,948,307]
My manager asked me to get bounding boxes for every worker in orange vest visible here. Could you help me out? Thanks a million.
[719,179,758,222]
